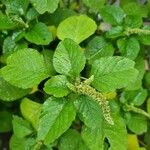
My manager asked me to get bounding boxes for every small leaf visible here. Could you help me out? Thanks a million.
[100,5,125,25]
[20,98,41,130]
[1,48,49,89]
[90,56,138,92]
[30,0,60,14]
[37,97,76,145]
[57,15,97,44]
[126,113,147,135]
[0,77,30,101]
[117,37,140,60]
[44,75,70,97]
[25,22,53,45]
[12,116,33,138]
[53,38,86,77]
[147,98,150,115]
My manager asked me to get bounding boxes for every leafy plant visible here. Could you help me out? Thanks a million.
[0,0,150,150]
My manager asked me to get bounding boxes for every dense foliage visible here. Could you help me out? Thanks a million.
[0,0,150,150]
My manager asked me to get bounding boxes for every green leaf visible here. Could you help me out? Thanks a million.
[90,56,138,92]
[41,50,56,76]
[0,111,12,132]
[37,97,76,145]
[85,36,114,63]
[147,98,150,115]
[126,57,145,90]
[120,88,147,106]
[30,0,60,14]
[106,26,123,39]
[20,98,41,130]
[0,77,30,101]
[3,0,29,15]
[82,120,127,150]
[138,26,150,45]
[26,8,39,21]
[25,22,53,45]
[53,38,86,77]
[3,36,27,55]
[123,2,148,17]
[1,48,49,89]
[124,15,143,28]
[126,113,147,135]
[44,75,70,97]
[57,15,97,44]
[74,95,102,128]
[82,0,105,12]
[12,116,33,138]
[9,135,36,150]
[48,8,77,26]
[59,129,88,150]
[0,12,17,30]
[117,37,140,60]
[100,5,125,25]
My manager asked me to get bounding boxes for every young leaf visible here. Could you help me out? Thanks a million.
[117,37,140,60]
[44,75,70,97]
[53,38,86,77]
[59,129,88,150]
[1,48,49,89]
[25,22,53,45]
[0,77,30,101]
[57,15,97,44]
[37,97,76,145]
[100,5,125,25]
[12,116,33,138]
[30,0,60,14]
[20,98,41,130]
[90,56,138,92]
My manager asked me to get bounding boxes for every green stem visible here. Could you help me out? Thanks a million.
[124,28,150,36]
[125,104,150,119]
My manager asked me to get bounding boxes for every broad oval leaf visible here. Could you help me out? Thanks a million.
[25,22,53,45]
[53,38,86,77]
[90,56,138,92]
[44,75,70,97]
[57,15,97,44]
[1,48,49,89]
[37,97,76,145]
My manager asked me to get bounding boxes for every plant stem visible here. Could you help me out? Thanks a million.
[125,104,150,119]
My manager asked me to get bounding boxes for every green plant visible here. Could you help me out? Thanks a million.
[0,0,150,150]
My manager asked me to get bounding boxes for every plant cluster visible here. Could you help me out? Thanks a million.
[0,0,150,150]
